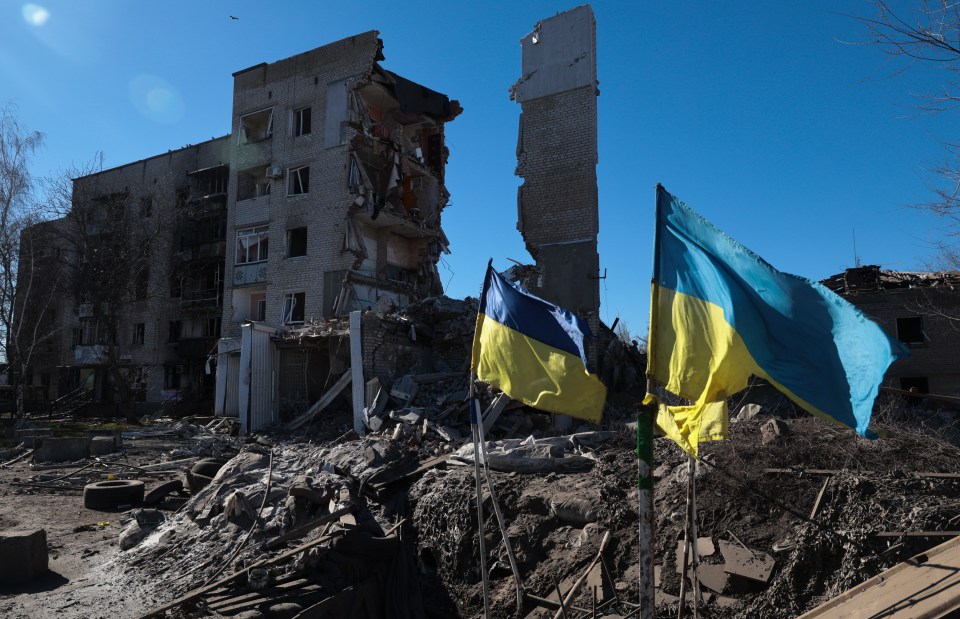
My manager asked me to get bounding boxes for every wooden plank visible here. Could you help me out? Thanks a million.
[207,578,314,609]
[263,507,352,549]
[809,478,830,520]
[285,370,352,430]
[798,535,960,618]
[213,584,325,614]
[765,468,960,479]
[873,531,960,538]
[481,393,511,434]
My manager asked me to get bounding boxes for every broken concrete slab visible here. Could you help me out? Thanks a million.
[33,436,91,462]
[0,529,48,583]
[696,561,729,594]
[718,540,776,583]
[90,436,116,456]
[675,537,717,571]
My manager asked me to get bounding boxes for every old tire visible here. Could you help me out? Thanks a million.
[191,458,226,478]
[83,480,145,510]
[186,470,213,494]
[143,479,184,506]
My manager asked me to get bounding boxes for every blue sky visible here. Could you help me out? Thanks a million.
[2,1,955,339]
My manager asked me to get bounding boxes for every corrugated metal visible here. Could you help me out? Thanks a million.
[215,338,240,417]
[248,325,278,431]
[224,354,240,417]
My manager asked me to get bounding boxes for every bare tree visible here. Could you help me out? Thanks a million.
[858,1,960,234]
[43,155,176,422]
[0,104,64,417]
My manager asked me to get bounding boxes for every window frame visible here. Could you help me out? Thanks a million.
[132,323,145,345]
[293,106,312,137]
[281,292,306,324]
[896,316,926,345]
[235,226,269,265]
[287,227,308,258]
[287,165,310,196]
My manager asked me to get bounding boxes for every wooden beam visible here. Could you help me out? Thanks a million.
[285,370,352,430]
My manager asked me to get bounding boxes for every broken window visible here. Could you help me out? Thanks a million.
[239,108,274,143]
[164,365,182,389]
[236,226,269,264]
[896,316,926,344]
[168,320,181,343]
[135,268,149,300]
[287,227,307,258]
[132,323,145,345]
[203,317,221,338]
[288,166,310,195]
[236,166,272,202]
[281,292,305,324]
[293,106,312,137]
[71,327,83,347]
[250,294,267,321]
[325,79,349,148]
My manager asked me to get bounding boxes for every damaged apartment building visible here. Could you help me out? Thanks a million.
[823,266,960,398]
[16,32,460,421]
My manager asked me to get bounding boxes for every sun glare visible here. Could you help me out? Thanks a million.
[129,75,186,124]
[21,3,50,27]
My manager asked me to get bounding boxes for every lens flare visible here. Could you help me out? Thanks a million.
[129,75,185,124]
[22,3,50,26]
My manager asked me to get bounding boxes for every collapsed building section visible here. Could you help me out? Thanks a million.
[511,5,601,322]
[823,265,960,397]
[216,32,461,431]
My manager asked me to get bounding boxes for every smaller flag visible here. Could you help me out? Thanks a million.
[646,186,908,456]
[471,265,607,423]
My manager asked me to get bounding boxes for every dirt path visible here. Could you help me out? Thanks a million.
[0,436,188,618]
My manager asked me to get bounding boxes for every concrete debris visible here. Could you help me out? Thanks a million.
[0,529,48,584]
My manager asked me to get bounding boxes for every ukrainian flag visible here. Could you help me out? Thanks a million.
[647,186,908,456]
[471,265,607,423]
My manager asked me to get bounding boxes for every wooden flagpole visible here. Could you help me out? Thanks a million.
[476,404,525,608]
[470,377,492,618]
[637,403,656,619]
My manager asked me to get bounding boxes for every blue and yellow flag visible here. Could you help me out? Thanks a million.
[646,186,908,456]
[471,265,607,423]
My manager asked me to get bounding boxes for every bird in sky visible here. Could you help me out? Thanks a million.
[229,15,239,20]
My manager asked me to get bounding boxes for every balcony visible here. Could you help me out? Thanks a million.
[233,262,268,286]
[74,345,108,364]
[181,287,222,313]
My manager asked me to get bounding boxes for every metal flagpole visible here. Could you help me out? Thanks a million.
[688,455,702,618]
[637,404,656,619]
[476,404,525,609]
[678,456,692,619]
[470,377,492,618]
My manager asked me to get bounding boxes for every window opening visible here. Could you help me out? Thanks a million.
[236,226,269,264]
[288,166,310,195]
[293,106,312,137]
[240,108,274,143]
[281,292,305,324]
[132,323,145,345]
[287,227,307,258]
[896,316,926,344]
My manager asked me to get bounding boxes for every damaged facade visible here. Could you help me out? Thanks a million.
[17,32,459,420]
[823,265,960,397]
[511,5,601,333]
[16,139,230,414]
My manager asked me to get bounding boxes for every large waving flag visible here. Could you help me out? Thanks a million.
[471,265,607,423]
[646,186,908,456]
